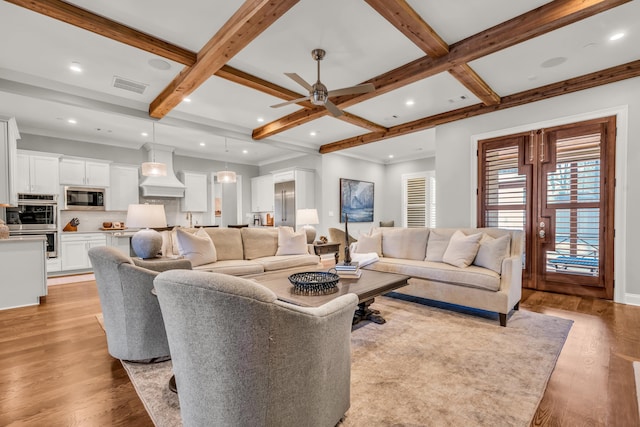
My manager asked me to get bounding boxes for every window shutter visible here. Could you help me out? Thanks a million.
[402,172,435,228]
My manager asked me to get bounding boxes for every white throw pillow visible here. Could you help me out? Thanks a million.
[175,228,217,267]
[442,230,483,268]
[354,232,382,256]
[425,231,450,262]
[473,234,511,273]
[275,227,308,256]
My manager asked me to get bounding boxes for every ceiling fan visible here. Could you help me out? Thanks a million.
[270,48,375,117]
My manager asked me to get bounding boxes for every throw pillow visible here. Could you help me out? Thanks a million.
[354,232,382,256]
[442,230,483,268]
[175,228,217,267]
[425,230,450,262]
[275,227,308,256]
[473,234,511,273]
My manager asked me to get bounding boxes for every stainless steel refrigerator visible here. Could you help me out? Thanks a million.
[274,180,295,227]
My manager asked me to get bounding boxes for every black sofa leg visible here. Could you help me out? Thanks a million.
[499,313,507,327]
[514,301,520,310]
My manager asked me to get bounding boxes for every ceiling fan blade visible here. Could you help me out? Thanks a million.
[324,100,343,117]
[270,96,309,108]
[328,83,375,97]
[285,73,313,91]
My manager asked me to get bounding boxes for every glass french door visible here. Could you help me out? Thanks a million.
[477,116,615,299]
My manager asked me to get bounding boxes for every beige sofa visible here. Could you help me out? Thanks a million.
[160,226,321,276]
[352,227,524,326]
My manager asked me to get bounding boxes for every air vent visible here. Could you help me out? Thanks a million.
[112,76,148,94]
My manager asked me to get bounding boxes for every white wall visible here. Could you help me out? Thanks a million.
[435,76,640,303]
[383,157,436,226]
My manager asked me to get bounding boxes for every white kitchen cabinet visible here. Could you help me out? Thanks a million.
[0,117,19,206]
[0,237,47,310]
[108,233,132,256]
[60,233,107,271]
[46,257,62,274]
[179,171,208,212]
[15,151,60,195]
[59,158,110,187]
[251,174,274,212]
[108,164,139,211]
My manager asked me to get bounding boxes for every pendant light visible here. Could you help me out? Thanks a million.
[141,121,167,177]
[216,138,236,183]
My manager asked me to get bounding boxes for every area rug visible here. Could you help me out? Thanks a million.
[121,294,573,427]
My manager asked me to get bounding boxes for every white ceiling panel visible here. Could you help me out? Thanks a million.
[342,128,436,165]
[345,72,481,126]
[275,116,370,148]
[469,1,640,96]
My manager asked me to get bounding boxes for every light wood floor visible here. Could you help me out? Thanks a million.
[0,282,638,426]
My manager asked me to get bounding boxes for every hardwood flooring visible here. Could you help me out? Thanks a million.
[0,282,638,426]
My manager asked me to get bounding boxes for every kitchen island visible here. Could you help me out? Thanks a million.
[0,236,47,310]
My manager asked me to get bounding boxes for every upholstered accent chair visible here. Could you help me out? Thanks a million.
[88,246,191,361]
[154,269,358,427]
[328,227,358,262]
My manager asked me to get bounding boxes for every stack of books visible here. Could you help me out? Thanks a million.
[334,261,361,279]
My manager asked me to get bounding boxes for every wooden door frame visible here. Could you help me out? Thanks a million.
[469,106,629,303]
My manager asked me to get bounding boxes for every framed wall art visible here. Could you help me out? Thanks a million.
[340,178,374,222]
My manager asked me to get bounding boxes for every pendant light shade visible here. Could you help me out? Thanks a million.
[141,122,167,177]
[216,138,236,183]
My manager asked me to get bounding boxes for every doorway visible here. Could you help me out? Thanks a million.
[477,116,616,299]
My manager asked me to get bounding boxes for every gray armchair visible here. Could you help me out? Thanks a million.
[88,246,190,361]
[154,269,358,427]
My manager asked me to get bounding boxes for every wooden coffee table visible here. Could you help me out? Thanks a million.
[253,269,410,324]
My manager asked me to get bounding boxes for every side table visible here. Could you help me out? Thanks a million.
[313,242,341,264]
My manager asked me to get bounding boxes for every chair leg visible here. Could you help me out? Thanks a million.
[499,313,507,327]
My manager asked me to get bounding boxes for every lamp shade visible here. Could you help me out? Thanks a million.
[217,170,237,183]
[296,208,319,225]
[126,204,167,229]
[141,162,167,177]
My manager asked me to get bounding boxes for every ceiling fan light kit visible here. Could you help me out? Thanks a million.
[271,48,375,117]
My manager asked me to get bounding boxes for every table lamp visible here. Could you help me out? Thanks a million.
[126,204,167,259]
[297,208,319,244]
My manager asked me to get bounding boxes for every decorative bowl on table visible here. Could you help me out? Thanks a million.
[288,271,340,295]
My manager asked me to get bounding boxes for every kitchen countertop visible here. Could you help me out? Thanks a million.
[1,235,46,243]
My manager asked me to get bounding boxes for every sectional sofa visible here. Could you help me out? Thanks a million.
[351,227,524,326]
[156,226,321,276]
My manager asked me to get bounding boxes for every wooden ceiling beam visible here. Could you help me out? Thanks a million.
[338,112,388,133]
[364,0,448,57]
[319,59,640,153]
[448,64,501,106]
[149,0,299,118]
[365,0,500,107]
[5,0,197,66]
[254,0,630,140]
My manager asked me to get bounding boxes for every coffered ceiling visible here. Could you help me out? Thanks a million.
[0,0,638,166]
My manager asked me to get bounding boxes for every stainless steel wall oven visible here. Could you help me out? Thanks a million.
[6,194,58,258]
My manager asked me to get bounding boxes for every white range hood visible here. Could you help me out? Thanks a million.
[139,143,185,198]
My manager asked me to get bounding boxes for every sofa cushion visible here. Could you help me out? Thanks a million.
[354,232,382,256]
[379,227,430,260]
[425,230,450,262]
[241,227,278,260]
[364,257,501,292]
[254,254,320,272]
[202,228,244,261]
[473,234,511,273]
[442,230,482,268]
[276,227,308,256]
[193,259,264,276]
[175,228,217,267]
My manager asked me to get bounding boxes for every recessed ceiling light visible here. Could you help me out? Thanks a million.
[183,97,191,103]
[242,149,248,154]
[310,131,317,136]
[609,32,625,41]
[67,119,77,124]
[388,154,394,159]
[540,57,567,68]
[257,117,265,123]
[141,132,148,137]
[405,100,415,106]
[199,142,206,147]
[69,62,83,73]
[148,58,171,71]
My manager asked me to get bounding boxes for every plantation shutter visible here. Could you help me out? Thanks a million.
[402,171,435,228]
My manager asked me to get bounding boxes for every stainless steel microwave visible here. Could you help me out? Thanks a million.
[64,186,106,210]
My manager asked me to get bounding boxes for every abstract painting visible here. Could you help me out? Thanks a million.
[340,178,374,222]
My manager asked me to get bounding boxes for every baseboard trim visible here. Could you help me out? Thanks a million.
[624,293,640,306]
